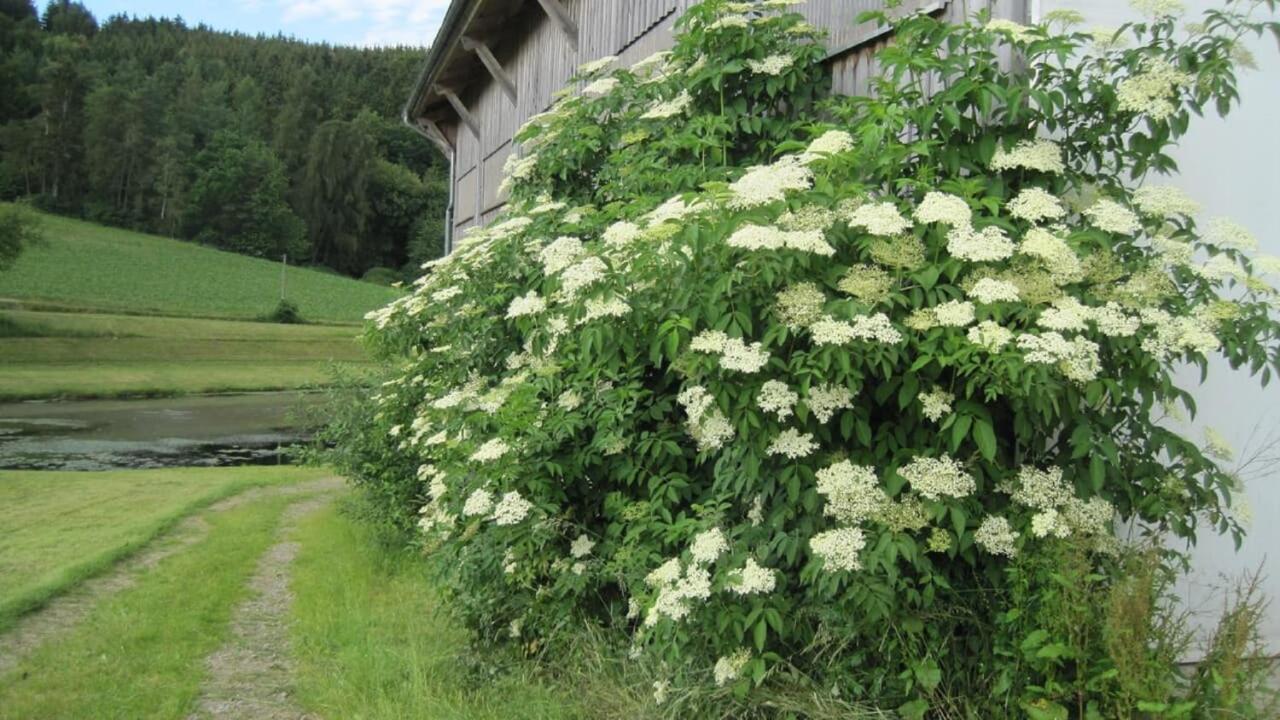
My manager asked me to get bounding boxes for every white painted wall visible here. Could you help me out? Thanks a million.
[1035,0,1280,655]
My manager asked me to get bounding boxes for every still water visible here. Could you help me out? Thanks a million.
[0,392,322,471]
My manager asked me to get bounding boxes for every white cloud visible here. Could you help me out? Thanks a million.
[249,0,450,46]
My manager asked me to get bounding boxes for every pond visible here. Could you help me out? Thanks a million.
[0,392,322,471]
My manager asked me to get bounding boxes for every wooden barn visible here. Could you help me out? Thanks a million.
[403,0,1030,252]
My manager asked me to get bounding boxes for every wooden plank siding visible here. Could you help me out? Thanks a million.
[437,0,1028,238]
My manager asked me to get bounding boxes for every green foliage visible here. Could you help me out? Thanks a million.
[264,298,305,324]
[338,1,1280,716]
[0,10,448,276]
[0,201,39,270]
[186,130,308,260]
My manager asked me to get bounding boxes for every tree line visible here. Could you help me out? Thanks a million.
[0,0,447,279]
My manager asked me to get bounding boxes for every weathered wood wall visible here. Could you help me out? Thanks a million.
[444,0,1028,237]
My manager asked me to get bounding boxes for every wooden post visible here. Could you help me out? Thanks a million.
[461,36,517,104]
[533,0,578,51]
[436,86,481,138]
[280,254,287,301]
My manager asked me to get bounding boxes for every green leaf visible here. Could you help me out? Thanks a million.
[897,699,929,720]
[1089,455,1105,492]
[1021,701,1069,720]
[950,415,972,453]
[973,419,996,462]
[914,659,942,691]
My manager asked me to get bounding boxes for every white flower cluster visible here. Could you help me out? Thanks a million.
[727,156,813,208]
[816,460,887,523]
[463,488,494,517]
[899,456,976,500]
[845,201,912,236]
[806,383,854,423]
[947,225,1014,262]
[577,55,617,75]
[570,533,595,558]
[714,649,752,686]
[558,256,608,297]
[799,130,853,163]
[506,291,547,319]
[581,76,618,98]
[557,389,582,411]
[913,191,971,226]
[492,491,533,525]
[1037,296,1090,332]
[540,236,583,275]
[1007,466,1116,539]
[640,89,693,119]
[581,296,630,323]
[726,224,833,255]
[1020,227,1083,282]
[1006,187,1066,223]
[989,138,1065,174]
[720,337,771,373]
[602,220,641,247]
[678,385,735,451]
[933,299,976,327]
[1116,57,1192,121]
[767,428,818,459]
[809,527,866,572]
[1132,185,1198,217]
[1016,332,1102,383]
[1206,217,1258,251]
[726,558,777,595]
[470,438,511,463]
[774,283,826,329]
[1085,198,1141,235]
[974,515,1017,556]
[746,53,795,75]
[757,380,798,420]
[918,388,954,422]
[967,278,1021,304]
[645,194,703,226]
[809,313,903,345]
[1138,308,1220,359]
[690,527,729,564]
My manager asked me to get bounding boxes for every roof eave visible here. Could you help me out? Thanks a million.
[402,0,482,130]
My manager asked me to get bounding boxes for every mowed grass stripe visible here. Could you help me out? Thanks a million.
[0,210,402,322]
[289,503,583,720]
[0,466,332,630]
[0,310,376,400]
[0,492,305,720]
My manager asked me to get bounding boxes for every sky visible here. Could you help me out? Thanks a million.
[78,0,452,48]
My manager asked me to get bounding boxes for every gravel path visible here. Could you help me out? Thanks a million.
[187,491,338,719]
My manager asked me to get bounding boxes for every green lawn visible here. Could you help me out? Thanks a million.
[0,309,374,399]
[0,210,401,322]
[0,465,331,629]
[289,504,584,720]
[0,491,304,719]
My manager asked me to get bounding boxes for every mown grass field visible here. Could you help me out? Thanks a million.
[0,309,375,399]
[0,490,305,719]
[0,465,332,630]
[0,209,401,322]
[0,471,603,719]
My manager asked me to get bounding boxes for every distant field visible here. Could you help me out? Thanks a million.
[0,465,330,630]
[0,210,401,322]
[0,309,374,399]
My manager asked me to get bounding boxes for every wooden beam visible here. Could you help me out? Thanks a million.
[414,117,454,156]
[533,0,578,51]
[461,36,517,104]
[435,86,480,138]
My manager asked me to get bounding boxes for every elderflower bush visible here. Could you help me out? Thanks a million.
[345,1,1280,716]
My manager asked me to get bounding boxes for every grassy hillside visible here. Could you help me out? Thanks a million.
[0,310,374,399]
[0,210,402,322]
